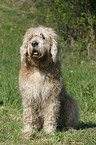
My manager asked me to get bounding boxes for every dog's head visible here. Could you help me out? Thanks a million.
[20,26,61,67]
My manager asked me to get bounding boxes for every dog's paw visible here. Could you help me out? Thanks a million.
[43,125,56,134]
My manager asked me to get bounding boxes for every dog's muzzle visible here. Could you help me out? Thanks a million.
[31,41,43,59]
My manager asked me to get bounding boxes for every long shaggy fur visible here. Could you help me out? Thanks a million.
[19,26,79,133]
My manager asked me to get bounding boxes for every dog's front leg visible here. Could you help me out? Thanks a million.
[43,100,60,133]
[23,99,43,132]
[22,98,36,132]
[23,104,33,132]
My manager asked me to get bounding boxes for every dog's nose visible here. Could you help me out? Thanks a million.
[32,41,38,47]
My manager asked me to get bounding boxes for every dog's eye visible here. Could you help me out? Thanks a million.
[42,35,45,40]
[40,33,45,40]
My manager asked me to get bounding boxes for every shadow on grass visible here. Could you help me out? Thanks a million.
[57,122,96,132]
[78,122,96,130]
[0,101,3,107]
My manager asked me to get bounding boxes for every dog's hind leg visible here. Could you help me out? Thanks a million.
[58,95,79,130]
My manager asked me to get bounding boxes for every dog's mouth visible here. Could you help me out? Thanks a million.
[32,49,43,59]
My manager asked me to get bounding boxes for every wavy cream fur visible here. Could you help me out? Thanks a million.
[19,26,79,133]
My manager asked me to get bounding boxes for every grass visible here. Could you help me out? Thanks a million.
[0,0,96,144]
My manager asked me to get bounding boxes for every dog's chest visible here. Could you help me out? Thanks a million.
[23,69,54,100]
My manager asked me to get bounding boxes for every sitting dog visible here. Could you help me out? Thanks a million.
[19,26,79,133]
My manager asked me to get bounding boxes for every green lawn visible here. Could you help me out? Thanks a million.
[0,1,96,144]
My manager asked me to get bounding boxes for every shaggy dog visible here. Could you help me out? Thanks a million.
[19,26,79,133]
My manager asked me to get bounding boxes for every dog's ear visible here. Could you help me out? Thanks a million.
[20,44,27,62]
[50,29,62,62]
[20,28,33,62]
[20,35,28,62]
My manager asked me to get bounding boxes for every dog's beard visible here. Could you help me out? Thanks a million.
[26,48,51,67]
